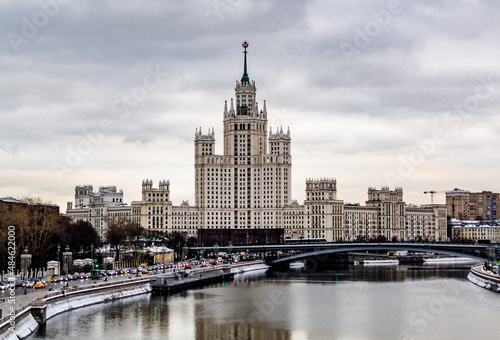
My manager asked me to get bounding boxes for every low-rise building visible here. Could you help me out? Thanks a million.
[66,185,130,239]
[451,219,500,243]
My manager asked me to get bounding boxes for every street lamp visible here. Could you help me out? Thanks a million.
[104,246,108,282]
[65,245,70,287]
[136,232,140,277]
[23,247,29,294]
[117,244,121,269]
[91,243,94,271]
[65,245,70,273]
[23,246,28,279]
[57,244,61,276]
[163,248,166,274]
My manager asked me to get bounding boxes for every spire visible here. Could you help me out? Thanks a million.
[241,41,249,84]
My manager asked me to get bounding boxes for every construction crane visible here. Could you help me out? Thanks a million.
[423,191,445,205]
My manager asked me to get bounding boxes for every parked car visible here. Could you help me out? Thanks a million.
[34,277,48,285]
[21,279,35,288]
[49,275,60,283]
[34,281,46,289]
[59,275,70,282]
[0,281,12,290]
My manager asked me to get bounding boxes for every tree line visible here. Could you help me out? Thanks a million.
[0,197,101,271]
[0,197,194,272]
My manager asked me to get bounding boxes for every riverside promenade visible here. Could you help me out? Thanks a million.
[0,275,155,340]
[0,261,268,339]
[467,264,500,293]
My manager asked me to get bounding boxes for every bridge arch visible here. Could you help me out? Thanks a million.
[270,245,486,265]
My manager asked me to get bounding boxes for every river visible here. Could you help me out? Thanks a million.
[26,263,499,340]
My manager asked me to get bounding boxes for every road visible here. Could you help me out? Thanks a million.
[0,264,212,312]
[0,272,158,311]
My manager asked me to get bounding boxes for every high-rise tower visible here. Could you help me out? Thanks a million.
[194,41,292,232]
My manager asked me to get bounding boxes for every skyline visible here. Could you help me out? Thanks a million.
[2,1,500,210]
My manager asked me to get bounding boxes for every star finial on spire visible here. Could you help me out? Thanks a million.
[241,41,249,84]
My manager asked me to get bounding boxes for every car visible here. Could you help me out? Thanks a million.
[21,279,35,288]
[34,281,46,289]
[59,275,71,282]
[0,281,12,290]
[34,277,48,285]
[49,275,60,283]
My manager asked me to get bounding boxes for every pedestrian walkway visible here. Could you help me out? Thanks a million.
[5,274,151,311]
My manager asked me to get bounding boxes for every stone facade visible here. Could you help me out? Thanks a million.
[66,185,129,238]
[446,188,500,221]
[452,220,500,243]
[66,43,448,243]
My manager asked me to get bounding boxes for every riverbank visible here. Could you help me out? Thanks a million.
[0,261,269,340]
[467,264,500,293]
[230,260,269,273]
[0,277,153,340]
[20,265,498,340]
[356,255,480,265]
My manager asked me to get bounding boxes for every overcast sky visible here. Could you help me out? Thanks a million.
[1,0,500,211]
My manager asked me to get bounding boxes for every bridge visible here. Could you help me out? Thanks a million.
[187,242,498,268]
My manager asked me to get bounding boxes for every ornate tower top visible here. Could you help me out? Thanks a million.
[241,41,249,84]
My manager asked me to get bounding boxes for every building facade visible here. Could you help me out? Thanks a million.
[451,220,500,243]
[470,191,499,221]
[192,42,292,236]
[446,188,500,221]
[446,188,471,220]
[66,43,448,243]
[66,185,130,238]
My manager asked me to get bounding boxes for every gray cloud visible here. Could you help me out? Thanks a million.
[1,0,500,208]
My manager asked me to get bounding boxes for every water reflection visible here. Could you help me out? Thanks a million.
[267,263,476,283]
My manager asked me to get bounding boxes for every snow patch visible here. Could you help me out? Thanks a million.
[46,284,151,319]
[230,263,269,274]
[467,271,500,293]
[0,313,38,340]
